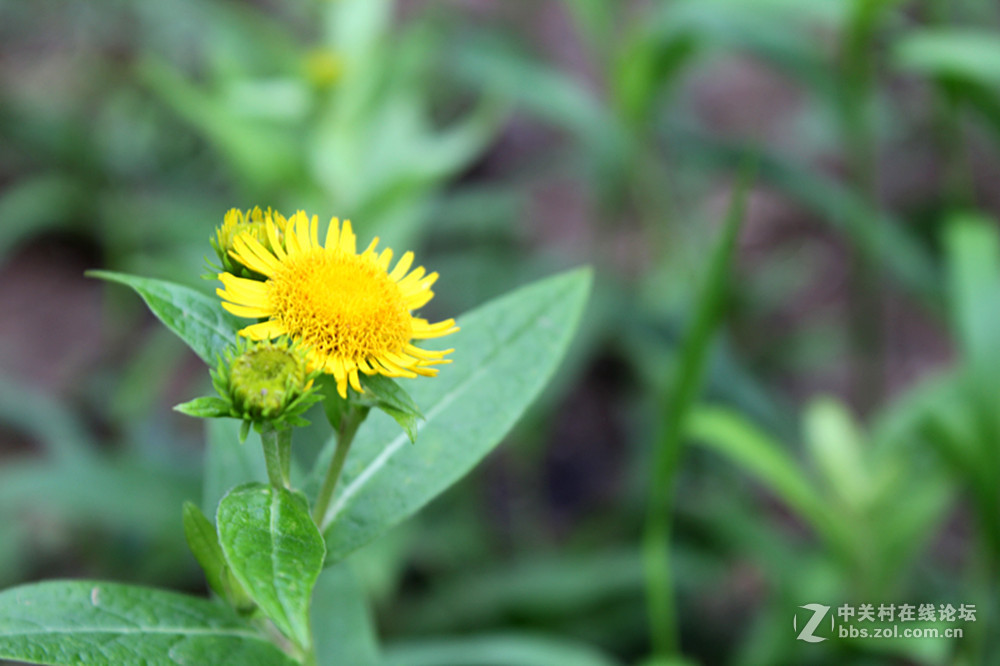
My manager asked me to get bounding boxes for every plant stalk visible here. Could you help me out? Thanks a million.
[642,167,749,659]
[313,404,367,529]
[261,424,290,488]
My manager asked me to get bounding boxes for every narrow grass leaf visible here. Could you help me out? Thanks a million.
[642,169,749,657]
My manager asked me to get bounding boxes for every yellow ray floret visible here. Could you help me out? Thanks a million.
[217,210,458,398]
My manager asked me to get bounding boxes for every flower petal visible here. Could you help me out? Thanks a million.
[325,217,340,249]
[339,220,356,254]
[239,320,287,340]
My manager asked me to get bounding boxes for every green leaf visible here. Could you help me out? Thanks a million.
[0,175,84,262]
[803,397,869,510]
[175,396,232,418]
[0,580,296,666]
[0,378,96,463]
[0,460,197,547]
[183,502,253,612]
[359,374,422,443]
[382,634,622,666]
[204,419,269,514]
[87,271,240,364]
[311,562,379,666]
[687,406,852,560]
[217,483,326,650]
[397,549,644,632]
[943,214,1000,372]
[183,502,229,600]
[318,268,592,561]
[137,57,301,191]
[642,164,750,658]
[671,130,941,305]
[893,29,1000,87]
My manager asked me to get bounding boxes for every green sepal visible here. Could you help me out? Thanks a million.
[358,374,423,443]
[177,339,322,436]
[174,396,232,418]
[319,373,422,443]
[318,375,352,432]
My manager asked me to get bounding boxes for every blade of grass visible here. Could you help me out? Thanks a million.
[669,129,941,307]
[642,166,752,658]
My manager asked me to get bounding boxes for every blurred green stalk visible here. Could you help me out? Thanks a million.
[642,167,750,658]
[841,0,889,414]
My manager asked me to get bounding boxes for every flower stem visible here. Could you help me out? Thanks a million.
[277,427,293,488]
[261,424,291,488]
[313,404,368,529]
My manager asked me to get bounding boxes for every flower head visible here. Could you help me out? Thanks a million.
[174,337,321,435]
[211,207,287,276]
[217,211,458,399]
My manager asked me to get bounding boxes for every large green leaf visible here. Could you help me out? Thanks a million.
[204,419,269,513]
[0,581,295,666]
[217,483,325,651]
[88,271,240,364]
[317,268,592,560]
[311,562,379,666]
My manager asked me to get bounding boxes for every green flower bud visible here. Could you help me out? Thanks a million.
[175,338,321,438]
[229,343,310,420]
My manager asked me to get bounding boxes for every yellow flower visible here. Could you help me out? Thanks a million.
[212,207,287,276]
[303,48,343,89]
[217,211,458,399]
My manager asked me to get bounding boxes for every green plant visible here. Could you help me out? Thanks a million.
[0,212,592,665]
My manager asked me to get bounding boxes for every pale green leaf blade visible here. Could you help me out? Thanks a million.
[0,581,296,666]
[320,268,592,561]
[893,29,1000,87]
[217,483,326,650]
[311,562,379,666]
[382,633,622,666]
[943,214,1000,371]
[183,502,228,600]
[687,406,853,557]
[803,397,869,509]
[204,419,268,514]
[88,270,240,364]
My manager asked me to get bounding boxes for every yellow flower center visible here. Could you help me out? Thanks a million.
[268,248,412,364]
